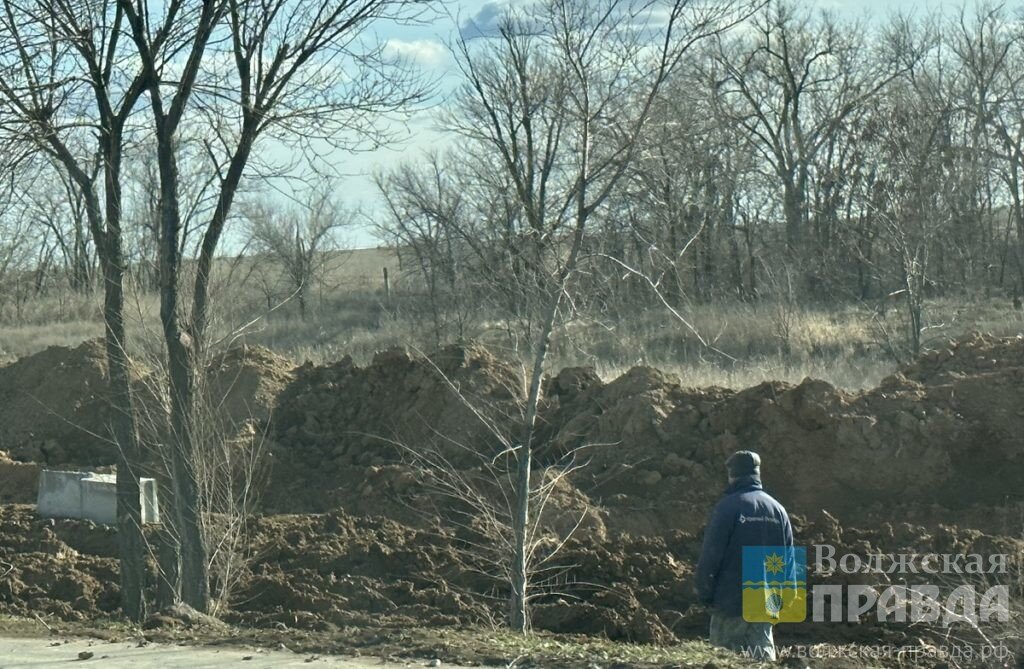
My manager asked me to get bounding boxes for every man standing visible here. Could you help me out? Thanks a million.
[695,450,794,661]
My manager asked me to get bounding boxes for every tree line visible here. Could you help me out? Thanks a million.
[377,0,1024,356]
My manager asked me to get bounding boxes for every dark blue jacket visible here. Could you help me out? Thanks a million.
[694,476,793,617]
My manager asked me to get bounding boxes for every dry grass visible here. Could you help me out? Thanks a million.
[2,247,1023,390]
[589,356,894,390]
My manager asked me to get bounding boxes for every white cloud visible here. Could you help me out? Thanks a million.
[384,38,449,67]
[459,1,507,39]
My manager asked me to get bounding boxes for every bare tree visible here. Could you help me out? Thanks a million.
[622,64,763,307]
[131,340,271,615]
[243,186,348,320]
[0,0,435,617]
[0,0,153,621]
[0,200,33,321]
[949,2,1024,295]
[375,152,474,345]
[118,0,437,612]
[448,0,759,632]
[19,160,97,293]
[710,2,916,293]
[123,134,223,292]
[861,24,953,361]
[395,366,597,629]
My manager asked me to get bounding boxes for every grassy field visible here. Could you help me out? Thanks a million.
[1,246,1022,390]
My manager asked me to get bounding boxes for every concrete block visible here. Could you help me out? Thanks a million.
[141,478,160,525]
[37,470,160,525]
[80,474,118,524]
[36,470,84,519]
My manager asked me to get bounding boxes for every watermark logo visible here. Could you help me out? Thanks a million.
[810,545,1012,626]
[742,546,807,623]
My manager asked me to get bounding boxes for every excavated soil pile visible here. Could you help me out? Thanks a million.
[225,510,699,643]
[206,345,296,426]
[0,506,121,621]
[1,503,1019,647]
[21,336,1021,531]
[0,340,149,465]
[0,341,295,467]
[0,502,687,640]
[263,345,523,515]
[263,335,1024,534]
[537,337,1024,534]
[0,452,40,505]
[2,334,1024,653]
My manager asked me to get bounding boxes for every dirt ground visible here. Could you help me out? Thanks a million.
[0,634,470,669]
[1,334,1023,666]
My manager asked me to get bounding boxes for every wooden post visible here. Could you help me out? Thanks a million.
[383,267,391,306]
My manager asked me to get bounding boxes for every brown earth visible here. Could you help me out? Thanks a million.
[261,334,1024,533]
[0,452,40,505]
[262,345,522,516]
[0,341,293,466]
[0,340,147,465]
[0,334,1023,663]
[1,502,1018,648]
[206,344,296,427]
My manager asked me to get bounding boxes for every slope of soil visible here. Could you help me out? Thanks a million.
[0,452,40,505]
[262,334,1024,534]
[1,502,1019,653]
[540,358,1024,532]
[206,344,296,427]
[0,341,295,467]
[0,341,140,465]
[263,344,522,514]
[1,333,1023,662]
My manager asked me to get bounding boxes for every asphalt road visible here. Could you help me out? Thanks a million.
[0,636,463,668]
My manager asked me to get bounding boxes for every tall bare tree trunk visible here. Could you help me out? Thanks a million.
[509,290,560,632]
[156,129,211,613]
[510,123,591,628]
[156,495,181,609]
[88,129,149,623]
[98,194,146,622]
[166,345,209,612]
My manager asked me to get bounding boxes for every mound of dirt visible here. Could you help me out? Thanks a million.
[0,503,646,639]
[532,335,1024,533]
[902,332,1024,384]
[3,333,1024,654]
[206,345,296,427]
[0,341,149,465]
[0,452,40,505]
[6,333,1022,537]
[0,503,690,642]
[1,501,1017,651]
[263,344,523,514]
[0,506,121,621]
[249,333,1024,540]
[0,341,296,467]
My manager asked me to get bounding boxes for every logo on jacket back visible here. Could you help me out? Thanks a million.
[742,546,807,623]
[738,513,781,525]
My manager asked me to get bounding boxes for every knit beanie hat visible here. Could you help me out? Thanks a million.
[726,450,761,478]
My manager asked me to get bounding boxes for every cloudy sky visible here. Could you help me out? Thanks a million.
[335,0,967,246]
